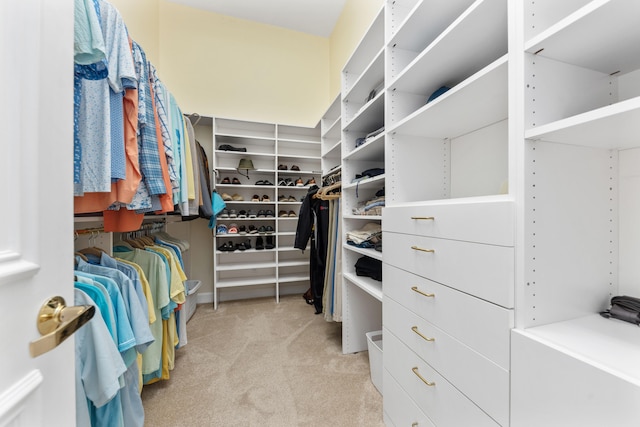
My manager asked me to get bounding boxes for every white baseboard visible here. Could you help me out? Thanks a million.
[196,282,309,306]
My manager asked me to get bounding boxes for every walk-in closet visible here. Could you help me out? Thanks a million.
[3,0,640,426]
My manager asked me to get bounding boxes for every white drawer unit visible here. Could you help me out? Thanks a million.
[384,330,501,427]
[382,199,514,246]
[385,298,509,426]
[384,263,512,369]
[384,232,514,308]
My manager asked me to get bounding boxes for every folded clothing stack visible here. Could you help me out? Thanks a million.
[346,223,382,251]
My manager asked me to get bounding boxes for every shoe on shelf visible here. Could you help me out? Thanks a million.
[218,144,247,152]
[221,193,233,201]
[295,178,304,187]
[278,195,287,202]
[265,225,274,234]
[248,225,258,234]
[278,179,288,186]
[257,210,266,218]
[262,180,274,186]
[238,225,247,234]
[217,242,229,251]
[216,224,228,235]
[255,236,265,250]
[243,238,252,250]
[291,165,300,171]
[305,178,316,186]
[219,209,230,218]
[255,180,264,185]
[279,210,288,217]
[288,210,297,217]
[287,178,295,186]
[229,209,237,218]
[232,177,241,184]
[257,226,267,234]
[265,210,274,217]
[247,209,257,218]
[261,195,271,202]
[236,242,246,251]
[226,240,236,251]
[232,193,244,201]
[221,177,231,184]
[278,164,288,170]
[228,223,238,234]
[238,210,247,218]
[265,236,275,249]
[251,194,260,202]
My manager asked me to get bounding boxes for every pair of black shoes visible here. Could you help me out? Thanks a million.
[218,144,246,152]
[255,236,275,250]
[218,239,252,252]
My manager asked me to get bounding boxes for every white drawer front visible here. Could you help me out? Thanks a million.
[382,200,514,246]
[384,299,509,426]
[384,263,512,369]
[383,368,436,427]
[384,232,514,307]
[384,330,501,427]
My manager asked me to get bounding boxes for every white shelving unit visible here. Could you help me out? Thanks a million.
[511,0,640,425]
[321,94,342,175]
[340,5,386,355]
[203,117,321,309]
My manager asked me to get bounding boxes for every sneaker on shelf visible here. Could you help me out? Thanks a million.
[238,210,247,218]
[265,210,274,217]
[278,164,288,170]
[238,225,247,234]
[288,210,297,217]
[216,224,228,235]
[227,240,236,251]
[232,177,241,184]
[278,195,287,202]
[278,210,288,217]
[228,223,238,234]
[257,210,266,218]
[295,178,304,187]
[247,209,257,218]
[265,236,275,249]
[217,242,230,251]
[287,178,295,186]
[278,179,288,187]
[257,226,267,234]
[265,225,274,234]
[221,193,233,201]
[261,195,271,202]
[251,194,260,202]
[287,195,297,202]
[221,177,231,184]
[218,144,247,152]
[229,209,237,218]
[232,193,244,201]
[236,242,246,251]
[248,225,258,234]
[219,209,230,218]
[290,165,300,171]
[305,178,316,186]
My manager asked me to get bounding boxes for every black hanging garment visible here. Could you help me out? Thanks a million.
[295,186,330,314]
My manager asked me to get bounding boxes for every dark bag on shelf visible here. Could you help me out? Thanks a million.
[600,295,640,325]
[355,256,382,281]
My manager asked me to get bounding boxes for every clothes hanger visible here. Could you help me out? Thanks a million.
[314,181,342,200]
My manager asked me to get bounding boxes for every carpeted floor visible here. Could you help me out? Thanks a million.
[141,295,385,426]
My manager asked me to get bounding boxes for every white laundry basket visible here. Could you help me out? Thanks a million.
[183,280,202,322]
[366,330,383,395]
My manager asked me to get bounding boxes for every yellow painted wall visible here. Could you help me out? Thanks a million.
[329,0,385,100]
[108,0,382,125]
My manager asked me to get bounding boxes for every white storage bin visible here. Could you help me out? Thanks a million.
[366,330,383,395]
[183,280,202,322]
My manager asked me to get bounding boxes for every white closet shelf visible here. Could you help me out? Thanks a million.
[389,0,475,53]
[215,150,275,158]
[278,260,309,268]
[390,55,508,139]
[322,116,341,139]
[525,0,640,75]
[524,96,640,149]
[278,138,320,145]
[277,154,321,161]
[517,314,640,386]
[343,133,384,161]
[344,214,383,221]
[389,0,507,95]
[343,174,385,190]
[215,276,277,288]
[343,91,385,133]
[216,167,276,173]
[343,49,384,105]
[278,273,310,283]
[343,272,383,302]
[322,139,342,158]
[342,7,385,88]
[216,261,276,271]
[343,244,383,261]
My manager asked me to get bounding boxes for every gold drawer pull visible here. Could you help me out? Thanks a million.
[412,423,419,427]
[411,286,434,298]
[411,326,435,342]
[411,245,435,253]
[412,367,435,387]
[411,216,434,220]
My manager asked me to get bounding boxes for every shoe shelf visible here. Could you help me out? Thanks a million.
[212,117,320,308]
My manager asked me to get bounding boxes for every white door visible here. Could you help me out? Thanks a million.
[0,0,76,426]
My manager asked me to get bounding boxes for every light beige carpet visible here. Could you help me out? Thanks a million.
[141,295,385,426]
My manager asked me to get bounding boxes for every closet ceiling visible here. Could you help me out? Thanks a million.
[166,0,346,37]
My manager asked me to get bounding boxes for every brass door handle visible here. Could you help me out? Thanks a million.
[29,296,95,358]
[410,216,434,220]
[411,326,435,342]
[411,246,435,253]
[411,286,435,298]
[412,367,435,387]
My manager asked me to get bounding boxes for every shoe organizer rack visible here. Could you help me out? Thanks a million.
[203,117,321,309]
